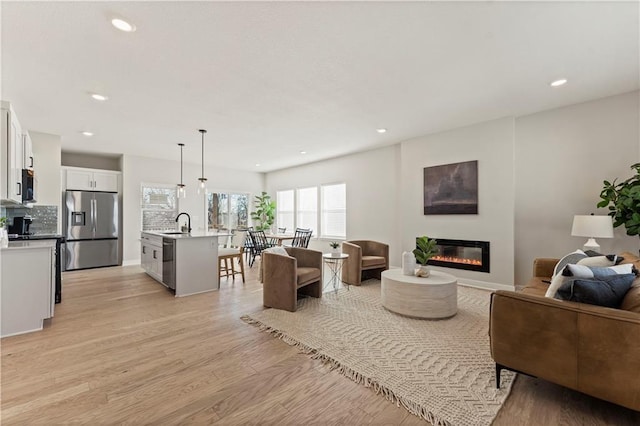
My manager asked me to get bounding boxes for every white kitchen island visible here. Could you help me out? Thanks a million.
[141,231,230,297]
[1,240,56,337]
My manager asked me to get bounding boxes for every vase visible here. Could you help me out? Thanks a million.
[0,227,8,248]
[402,251,415,276]
[331,247,341,257]
[415,265,430,277]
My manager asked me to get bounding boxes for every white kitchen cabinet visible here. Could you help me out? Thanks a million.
[1,101,24,204]
[64,167,119,192]
[23,130,34,170]
[1,241,56,337]
[141,233,163,283]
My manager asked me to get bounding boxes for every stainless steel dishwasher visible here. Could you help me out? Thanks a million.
[162,238,176,290]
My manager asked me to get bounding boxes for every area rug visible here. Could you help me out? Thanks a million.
[241,280,515,426]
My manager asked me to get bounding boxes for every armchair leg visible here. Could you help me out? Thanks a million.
[496,363,502,389]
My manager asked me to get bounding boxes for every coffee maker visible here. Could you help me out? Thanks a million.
[8,216,33,235]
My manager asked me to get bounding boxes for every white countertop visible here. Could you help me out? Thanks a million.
[142,231,232,240]
[1,240,57,251]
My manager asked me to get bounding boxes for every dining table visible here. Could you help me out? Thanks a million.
[264,233,295,246]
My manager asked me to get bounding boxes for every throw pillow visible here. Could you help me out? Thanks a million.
[552,249,587,277]
[565,263,634,278]
[544,271,572,298]
[576,255,621,267]
[556,273,635,308]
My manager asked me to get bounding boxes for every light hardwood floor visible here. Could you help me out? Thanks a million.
[1,265,638,425]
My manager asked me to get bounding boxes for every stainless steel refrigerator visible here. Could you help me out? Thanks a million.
[64,190,119,270]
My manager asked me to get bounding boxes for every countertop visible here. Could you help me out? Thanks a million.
[142,231,232,240]
[9,234,65,242]
[1,240,57,251]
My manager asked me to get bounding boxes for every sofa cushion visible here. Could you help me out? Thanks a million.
[565,263,634,278]
[362,255,386,268]
[556,274,635,308]
[297,267,321,287]
[522,278,548,297]
[620,286,640,313]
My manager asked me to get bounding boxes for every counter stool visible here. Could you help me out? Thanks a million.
[219,246,245,283]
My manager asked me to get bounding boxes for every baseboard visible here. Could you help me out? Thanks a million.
[122,259,141,267]
[458,278,514,292]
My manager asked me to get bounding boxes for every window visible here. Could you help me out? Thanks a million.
[141,184,178,231]
[207,192,249,230]
[274,183,346,239]
[277,190,294,231]
[296,187,317,233]
[321,183,346,238]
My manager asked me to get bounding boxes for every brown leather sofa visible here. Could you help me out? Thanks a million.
[262,247,323,312]
[490,252,640,411]
[341,240,389,286]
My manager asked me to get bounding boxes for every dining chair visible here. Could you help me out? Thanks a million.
[269,227,287,245]
[247,230,275,267]
[290,228,313,248]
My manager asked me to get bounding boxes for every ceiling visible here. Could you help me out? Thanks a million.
[2,1,638,172]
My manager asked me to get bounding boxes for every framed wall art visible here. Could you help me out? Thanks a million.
[423,160,478,215]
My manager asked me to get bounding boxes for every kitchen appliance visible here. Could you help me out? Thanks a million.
[21,169,36,203]
[64,190,119,270]
[162,238,176,290]
[8,215,33,235]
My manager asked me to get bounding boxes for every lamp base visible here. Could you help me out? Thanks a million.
[582,238,600,253]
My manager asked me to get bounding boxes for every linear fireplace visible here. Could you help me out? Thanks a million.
[424,238,490,273]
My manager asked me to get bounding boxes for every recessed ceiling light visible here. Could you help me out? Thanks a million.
[550,78,568,87]
[300,151,307,155]
[90,93,108,101]
[81,131,94,137]
[255,163,261,167]
[111,18,136,32]
[376,128,387,133]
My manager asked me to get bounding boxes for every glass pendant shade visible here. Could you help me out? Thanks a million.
[177,143,186,198]
[197,129,208,194]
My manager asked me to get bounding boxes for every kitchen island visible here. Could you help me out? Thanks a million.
[141,231,230,297]
[1,240,56,337]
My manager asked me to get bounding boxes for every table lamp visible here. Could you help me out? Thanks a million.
[571,214,614,252]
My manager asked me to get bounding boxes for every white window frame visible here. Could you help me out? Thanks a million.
[207,190,250,231]
[320,182,347,239]
[276,189,295,232]
[140,183,179,231]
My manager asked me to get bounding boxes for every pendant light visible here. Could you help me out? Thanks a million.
[197,129,208,194]
[176,143,186,198]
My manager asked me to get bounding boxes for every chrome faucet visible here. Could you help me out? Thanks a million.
[175,212,192,233]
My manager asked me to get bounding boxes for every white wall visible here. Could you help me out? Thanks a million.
[265,146,402,264]
[514,91,640,286]
[61,152,120,171]
[121,155,263,264]
[31,131,62,232]
[400,118,516,289]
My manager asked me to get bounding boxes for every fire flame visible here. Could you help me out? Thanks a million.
[432,255,482,266]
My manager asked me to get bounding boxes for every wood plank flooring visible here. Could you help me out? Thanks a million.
[1,265,638,425]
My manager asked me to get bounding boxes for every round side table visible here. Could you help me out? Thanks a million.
[322,253,349,293]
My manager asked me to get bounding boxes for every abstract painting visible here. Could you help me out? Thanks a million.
[423,160,478,215]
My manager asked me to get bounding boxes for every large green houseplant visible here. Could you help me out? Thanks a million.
[251,192,276,232]
[597,163,640,238]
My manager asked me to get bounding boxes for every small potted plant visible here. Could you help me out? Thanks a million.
[413,236,438,277]
[329,241,340,256]
[0,217,8,248]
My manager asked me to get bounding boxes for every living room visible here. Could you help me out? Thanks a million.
[1,1,639,424]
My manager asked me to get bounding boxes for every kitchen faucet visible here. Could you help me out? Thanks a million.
[175,212,192,233]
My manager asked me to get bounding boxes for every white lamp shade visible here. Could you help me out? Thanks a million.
[571,215,614,238]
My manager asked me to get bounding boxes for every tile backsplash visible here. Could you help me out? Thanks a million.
[4,205,59,234]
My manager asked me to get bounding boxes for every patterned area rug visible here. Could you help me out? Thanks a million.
[242,280,515,426]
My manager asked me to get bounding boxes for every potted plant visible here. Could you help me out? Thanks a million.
[329,241,340,256]
[0,217,8,248]
[413,236,438,277]
[250,191,276,232]
[597,163,640,242]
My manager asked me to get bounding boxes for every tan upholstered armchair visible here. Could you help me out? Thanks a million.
[341,240,389,286]
[262,247,323,312]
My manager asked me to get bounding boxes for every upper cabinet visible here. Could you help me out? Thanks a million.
[23,131,33,170]
[1,101,25,204]
[64,167,119,192]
